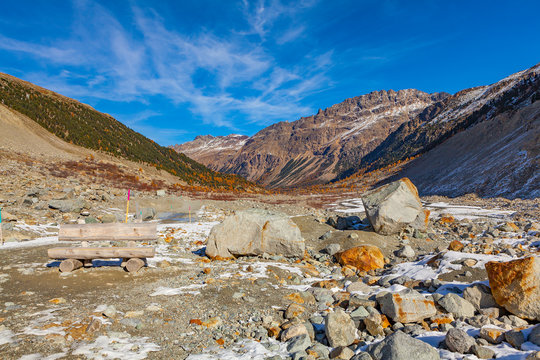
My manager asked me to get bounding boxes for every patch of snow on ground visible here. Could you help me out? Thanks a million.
[150,284,206,296]
[389,251,513,281]
[426,202,515,220]
[19,353,67,360]
[0,236,66,250]
[185,339,288,360]
[72,334,160,360]
[0,327,15,345]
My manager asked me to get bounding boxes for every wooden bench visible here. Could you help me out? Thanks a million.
[48,223,157,273]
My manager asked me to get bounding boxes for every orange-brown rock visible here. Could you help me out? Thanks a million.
[448,240,464,251]
[335,245,385,272]
[485,256,540,320]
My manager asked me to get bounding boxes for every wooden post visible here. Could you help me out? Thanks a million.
[125,258,145,273]
[59,259,83,273]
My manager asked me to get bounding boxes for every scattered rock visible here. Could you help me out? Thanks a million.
[367,331,440,360]
[479,326,505,344]
[205,209,305,259]
[362,178,429,235]
[325,308,356,347]
[504,329,525,349]
[437,293,476,318]
[378,289,437,323]
[444,328,475,353]
[335,245,384,272]
[485,256,540,320]
[471,344,495,359]
[396,245,415,259]
[462,283,498,310]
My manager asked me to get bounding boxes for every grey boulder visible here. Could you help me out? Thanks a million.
[325,308,356,347]
[362,178,428,235]
[205,209,305,259]
[445,328,475,353]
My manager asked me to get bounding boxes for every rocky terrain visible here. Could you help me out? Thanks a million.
[0,159,539,360]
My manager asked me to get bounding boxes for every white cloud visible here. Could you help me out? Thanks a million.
[0,0,329,130]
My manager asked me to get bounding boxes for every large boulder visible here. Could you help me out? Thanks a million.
[367,331,440,360]
[335,245,385,272]
[362,178,429,235]
[485,256,540,321]
[378,289,437,323]
[205,209,305,259]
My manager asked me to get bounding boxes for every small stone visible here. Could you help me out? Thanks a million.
[325,308,356,347]
[124,310,144,318]
[351,353,373,360]
[448,240,464,251]
[504,329,524,349]
[378,289,437,323]
[285,303,306,320]
[335,246,385,272]
[281,323,308,342]
[367,331,440,360]
[463,283,497,310]
[103,305,117,318]
[437,293,476,318]
[396,245,415,259]
[286,334,311,354]
[471,344,495,359]
[485,256,540,321]
[479,326,505,344]
[325,244,341,256]
[529,325,540,346]
[444,328,475,353]
[330,346,355,359]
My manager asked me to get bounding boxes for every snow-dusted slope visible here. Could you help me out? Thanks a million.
[171,134,249,171]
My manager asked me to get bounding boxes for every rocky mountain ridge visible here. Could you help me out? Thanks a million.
[175,89,448,187]
[174,63,540,198]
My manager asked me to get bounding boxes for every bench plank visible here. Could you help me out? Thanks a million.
[59,223,157,242]
[48,247,155,259]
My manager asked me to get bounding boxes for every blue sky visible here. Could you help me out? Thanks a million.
[1,1,539,145]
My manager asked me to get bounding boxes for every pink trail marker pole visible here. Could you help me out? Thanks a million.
[125,190,131,223]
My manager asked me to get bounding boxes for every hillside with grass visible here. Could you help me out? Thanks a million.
[0,73,254,190]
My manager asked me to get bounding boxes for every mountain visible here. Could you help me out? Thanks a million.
[175,89,448,187]
[393,67,540,199]
[0,73,254,190]
[171,134,249,171]
[173,63,539,198]
[340,63,540,179]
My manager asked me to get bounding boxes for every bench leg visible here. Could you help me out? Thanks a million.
[125,258,145,273]
[59,259,83,273]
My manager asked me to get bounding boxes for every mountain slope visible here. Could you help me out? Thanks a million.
[0,73,253,190]
[171,134,248,171]
[340,63,540,179]
[176,89,447,187]
[400,98,539,198]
